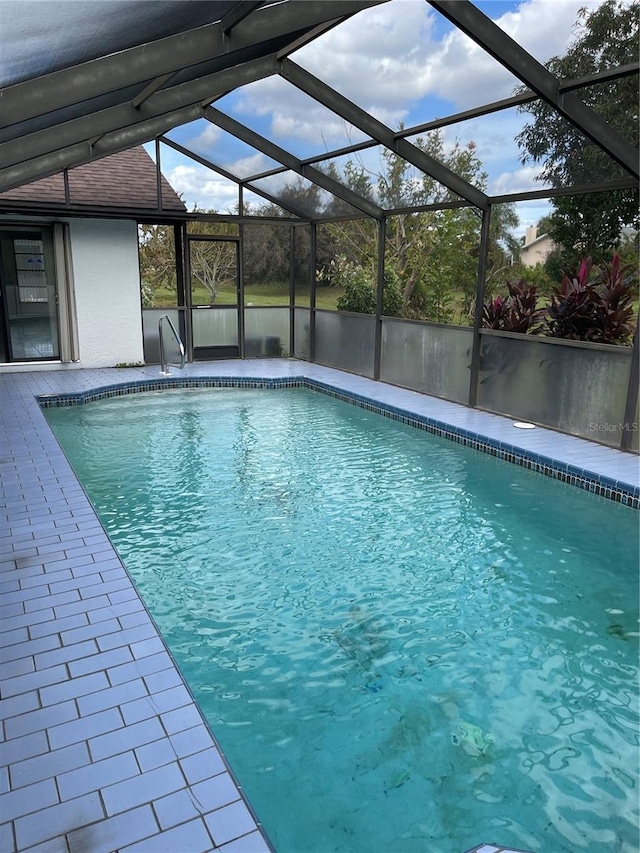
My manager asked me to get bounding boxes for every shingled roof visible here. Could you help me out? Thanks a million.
[0,147,186,211]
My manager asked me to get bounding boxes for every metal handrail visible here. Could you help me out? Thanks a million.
[159,314,185,375]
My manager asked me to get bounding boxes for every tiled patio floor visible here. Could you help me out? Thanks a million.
[1,359,637,853]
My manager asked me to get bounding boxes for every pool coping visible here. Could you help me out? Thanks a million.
[1,359,638,853]
[36,372,640,510]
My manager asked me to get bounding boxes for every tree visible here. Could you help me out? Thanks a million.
[138,224,177,307]
[311,133,519,323]
[314,162,381,297]
[189,238,237,305]
[331,262,402,317]
[516,0,639,263]
[481,203,521,301]
[406,207,481,323]
[138,216,240,306]
[178,215,238,305]
[380,136,520,321]
[535,214,554,238]
[380,132,488,317]
[242,222,290,291]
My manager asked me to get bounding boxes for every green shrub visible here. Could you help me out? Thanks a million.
[381,268,403,317]
[332,260,402,317]
[140,279,155,307]
[335,265,376,314]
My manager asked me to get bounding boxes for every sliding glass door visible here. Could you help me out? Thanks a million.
[0,228,60,362]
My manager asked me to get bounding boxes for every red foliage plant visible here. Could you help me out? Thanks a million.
[547,254,636,345]
[482,280,545,334]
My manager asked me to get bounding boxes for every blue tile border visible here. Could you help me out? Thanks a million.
[36,376,640,510]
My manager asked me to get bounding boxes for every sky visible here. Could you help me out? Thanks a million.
[154,0,609,236]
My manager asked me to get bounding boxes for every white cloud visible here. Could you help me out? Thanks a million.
[270,109,368,149]
[491,164,549,196]
[169,119,280,180]
[164,0,611,211]
[222,152,272,179]
[230,76,370,151]
[422,0,605,109]
[292,0,438,121]
[186,123,221,155]
[224,0,606,149]
[167,164,239,213]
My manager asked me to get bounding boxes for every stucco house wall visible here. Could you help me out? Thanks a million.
[520,225,555,267]
[520,232,555,268]
[0,215,144,372]
[0,147,185,372]
[70,218,143,368]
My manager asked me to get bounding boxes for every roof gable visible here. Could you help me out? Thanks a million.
[0,147,185,211]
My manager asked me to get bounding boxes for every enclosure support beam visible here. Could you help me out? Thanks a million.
[279,59,488,210]
[374,218,386,381]
[0,1,385,130]
[174,224,186,310]
[469,206,492,409]
[182,224,194,363]
[173,223,189,362]
[399,63,639,141]
[0,106,202,194]
[290,227,296,357]
[0,56,280,175]
[63,169,71,206]
[489,177,638,206]
[154,139,162,210]
[310,223,317,363]
[621,315,640,452]
[243,63,639,185]
[238,207,246,360]
[160,135,310,219]
[221,1,266,33]
[428,0,639,179]
[132,74,177,110]
[205,106,384,219]
[1,2,389,190]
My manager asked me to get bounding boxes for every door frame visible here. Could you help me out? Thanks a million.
[185,235,242,360]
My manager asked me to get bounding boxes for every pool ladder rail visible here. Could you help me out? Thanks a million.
[158,314,185,376]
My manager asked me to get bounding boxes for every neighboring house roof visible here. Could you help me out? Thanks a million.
[521,233,551,250]
[0,147,186,211]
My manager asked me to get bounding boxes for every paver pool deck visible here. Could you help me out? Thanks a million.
[1,359,638,852]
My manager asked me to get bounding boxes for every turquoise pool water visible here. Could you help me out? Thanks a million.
[45,387,639,853]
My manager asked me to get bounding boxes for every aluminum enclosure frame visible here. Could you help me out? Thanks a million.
[0,0,637,449]
[0,0,636,222]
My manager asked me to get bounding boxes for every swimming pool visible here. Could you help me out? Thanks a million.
[44,386,639,853]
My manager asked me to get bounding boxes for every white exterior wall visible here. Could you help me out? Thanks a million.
[520,235,554,268]
[0,215,144,371]
[70,219,143,368]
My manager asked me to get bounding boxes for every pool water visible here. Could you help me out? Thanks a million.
[45,388,639,853]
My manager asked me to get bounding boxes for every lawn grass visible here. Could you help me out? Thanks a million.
[146,283,638,333]
[148,283,344,310]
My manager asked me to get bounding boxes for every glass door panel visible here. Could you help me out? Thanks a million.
[189,238,240,359]
[0,229,59,362]
[192,308,239,347]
